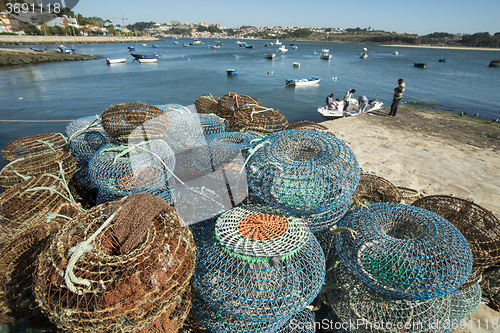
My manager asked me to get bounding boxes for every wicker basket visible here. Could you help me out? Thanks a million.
[195,94,220,114]
[217,92,262,119]
[229,104,288,133]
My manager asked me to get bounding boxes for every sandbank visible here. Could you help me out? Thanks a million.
[381,44,500,52]
[0,35,160,46]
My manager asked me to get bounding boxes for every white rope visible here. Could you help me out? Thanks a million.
[239,139,271,174]
[68,115,101,143]
[64,207,122,294]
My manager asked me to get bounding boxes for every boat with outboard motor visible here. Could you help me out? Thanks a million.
[317,95,383,119]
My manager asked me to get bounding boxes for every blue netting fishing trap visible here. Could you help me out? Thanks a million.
[194,205,325,323]
[164,113,227,152]
[334,203,473,301]
[88,140,176,201]
[66,116,114,162]
[246,129,360,216]
[169,187,228,226]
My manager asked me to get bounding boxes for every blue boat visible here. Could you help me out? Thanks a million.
[152,44,159,48]
[128,46,135,51]
[130,53,160,60]
[245,45,255,49]
[438,58,447,62]
[227,69,238,76]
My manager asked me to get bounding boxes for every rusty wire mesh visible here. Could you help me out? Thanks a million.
[229,105,288,133]
[350,173,403,210]
[195,94,220,114]
[1,133,68,163]
[216,92,262,119]
[0,151,76,191]
[100,103,168,143]
[34,193,196,332]
[0,175,78,230]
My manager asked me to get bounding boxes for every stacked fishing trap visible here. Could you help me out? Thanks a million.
[193,205,325,331]
[34,193,196,332]
[229,104,288,133]
[320,202,475,332]
[153,103,192,114]
[1,133,68,163]
[216,92,262,119]
[195,94,220,114]
[350,173,403,210]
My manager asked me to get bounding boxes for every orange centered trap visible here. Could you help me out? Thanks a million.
[238,213,289,241]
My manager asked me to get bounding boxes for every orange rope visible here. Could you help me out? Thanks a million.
[238,213,289,241]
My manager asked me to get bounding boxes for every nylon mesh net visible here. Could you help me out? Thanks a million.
[229,105,288,133]
[195,94,220,114]
[66,116,115,162]
[335,203,473,301]
[1,133,68,163]
[350,173,403,209]
[100,103,168,143]
[88,140,175,201]
[194,205,325,323]
[0,151,76,191]
[153,103,192,114]
[34,193,196,332]
[283,120,333,134]
[448,282,481,321]
[217,92,262,119]
[246,129,360,216]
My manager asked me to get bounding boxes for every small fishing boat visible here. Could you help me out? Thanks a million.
[152,44,159,48]
[320,49,332,60]
[142,43,147,46]
[274,39,282,45]
[245,45,255,49]
[317,95,383,119]
[393,51,399,55]
[293,62,300,68]
[360,48,368,59]
[313,52,320,55]
[30,47,47,52]
[292,46,298,49]
[285,77,320,86]
[438,58,447,62]
[265,53,276,59]
[173,41,179,44]
[138,58,158,63]
[183,43,189,47]
[413,62,427,68]
[58,45,75,54]
[128,46,135,51]
[227,69,238,76]
[106,58,126,64]
[130,53,160,59]
[277,45,288,52]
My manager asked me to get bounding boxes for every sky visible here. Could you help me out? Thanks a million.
[74,0,500,35]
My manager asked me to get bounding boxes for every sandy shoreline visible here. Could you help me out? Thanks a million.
[381,44,500,52]
[0,35,160,46]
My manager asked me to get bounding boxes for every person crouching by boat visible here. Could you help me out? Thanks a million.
[326,93,335,109]
[358,95,368,113]
[343,89,356,111]
[388,79,405,117]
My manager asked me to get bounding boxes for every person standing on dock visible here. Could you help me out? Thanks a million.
[358,95,368,113]
[388,79,405,117]
[343,89,356,111]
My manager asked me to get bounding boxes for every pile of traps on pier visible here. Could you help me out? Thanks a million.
[0,92,499,332]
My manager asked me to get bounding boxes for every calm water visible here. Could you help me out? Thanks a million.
[1,39,499,168]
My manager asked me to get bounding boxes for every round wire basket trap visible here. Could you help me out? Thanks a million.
[88,140,175,198]
[229,105,288,133]
[246,129,360,215]
[67,117,114,162]
[34,193,196,332]
[195,93,220,114]
[322,259,452,333]
[217,92,262,119]
[1,133,68,163]
[412,195,500,268]
[351,173,403,209]
[65,115,100,137]
[0,175,76,230]
[448,282,481,321]
[100,103,168,142]
[335,203,473,301]
[194,205,325,322]
[283,120,332,134]
[0,150,76,191]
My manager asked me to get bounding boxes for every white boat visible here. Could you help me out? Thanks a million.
[292,46,298,49]
[138,58,158,63]
[142,43,147,46]
[274,39,282,45]
[293,62,300,68]
[360,48,368,59]
[277,45,288,52]
[393,51,399,55]
[286,77,320,86]
[265,53,276,59]
[320,49,332,60]
[105,58,126,64]
[317,96,383,119]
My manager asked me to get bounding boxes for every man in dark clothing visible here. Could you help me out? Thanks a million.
[388,79,405,117]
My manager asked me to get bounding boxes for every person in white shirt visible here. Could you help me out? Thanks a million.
[343,89,356,111]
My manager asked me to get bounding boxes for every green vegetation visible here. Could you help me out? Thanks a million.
[126,21,156,32]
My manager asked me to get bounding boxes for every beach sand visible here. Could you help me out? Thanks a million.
[321,105,500,333]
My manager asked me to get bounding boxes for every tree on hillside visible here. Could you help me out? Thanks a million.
[126,21,156,31]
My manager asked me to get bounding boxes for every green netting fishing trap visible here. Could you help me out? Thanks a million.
[1,133,68,164]
[321,259,453,333]
[0,214,72,324]
[334,203,473,301]
[246,129,360,217]
[88,140,176,201]
[0,174,79,231]
[194,205,325,323]
[153,103,193,114]
[0,150,76,191]
[165,113,227,152]
[217,92,262,119]
[34,193,196,332]
[100,103,169,143]
[448,282,481,322]
[350,173,403,210]
[195,93,220,114]
[412,195,500,269]
[229,105,288,133]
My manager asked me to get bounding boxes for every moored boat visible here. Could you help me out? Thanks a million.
[320,49,332,60]
[128,46,135,51]
[285,77,320,86]
[106,58,126,64]
[393,51,399,55]
[317,96,383,119]
[438,58,447,62]
[277,45,288,52]
[138,58,158,63]
[130,53,160,59]
[360,48,368,59]
[227,69,238,76]
[414,62,427,68]
[265,53,275,59]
